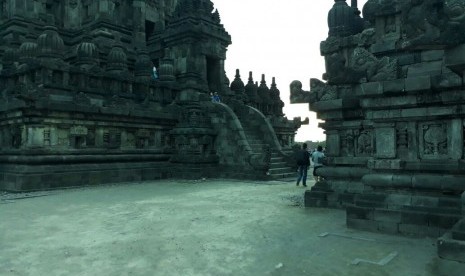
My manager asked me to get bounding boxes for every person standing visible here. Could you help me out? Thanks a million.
[312,145,325,182]
[152,66,159,80]
[296,143,310,187]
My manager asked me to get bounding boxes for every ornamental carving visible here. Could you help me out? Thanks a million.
[396,126,408,149]
[350,47,398,82]
[422,123,448,156]
[290,80,311,104]
[70,126,88,136]
[340,130,355,157]
[310,79,337,101]
[69,0,78,9]
[356,130,374,157]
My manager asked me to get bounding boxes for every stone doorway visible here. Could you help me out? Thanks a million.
[206,56,220,92]
[145,20,155,42]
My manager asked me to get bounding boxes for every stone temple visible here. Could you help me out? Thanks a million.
[291,0,465,268]
[0,0,307,191]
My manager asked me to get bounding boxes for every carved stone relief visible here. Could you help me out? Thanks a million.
[356,130,374,157]
[419,122,448,159]
[103,129,121,149]
[69,0,78,9]
[340,130,355,157]
[350,47,398,82]
[70,135,86,149]
[57,128,69,147]
[86,128,95,147]
[396,126,408,150]
[289,80,311,104]
[310,79,337,101]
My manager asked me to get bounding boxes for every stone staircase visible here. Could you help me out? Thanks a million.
[242,128,295,180]
[268,151,296,179]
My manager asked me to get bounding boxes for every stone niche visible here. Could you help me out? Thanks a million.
[69,126,88,149]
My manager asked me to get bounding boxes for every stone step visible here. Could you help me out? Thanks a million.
[251,146,266,151]
[249,143,267,147]
[269,162,287,168]
[270,156,284,161]
[244,135,262,140]
[268,172,296,179]
[268,167,294,174]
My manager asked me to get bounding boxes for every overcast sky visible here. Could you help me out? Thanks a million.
[212,0,368,142]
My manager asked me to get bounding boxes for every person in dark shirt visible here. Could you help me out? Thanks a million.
[296,143,310,187]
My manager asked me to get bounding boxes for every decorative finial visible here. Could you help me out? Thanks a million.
[351,0,357,9]
[248,71,254,84]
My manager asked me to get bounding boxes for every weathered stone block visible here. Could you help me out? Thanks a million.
[375,128,396,158]
[382,79,405,94]
[326,133,340,156]
[407,61,443,78]
[304,190,329,208]
[401,211,429,225]
[438,232,465,263]
[386,194,412,207]
[411,196,439,207]
[421,50,445,62]
[378,221,400,234]
[359,82,383,96]
[461,192,465,215]
[347,217,379,232]
[397,53,416,66]
[374,209,402,223]
[438,198,462,209]
[435,256,465,276]
[431,73,462,89]
[356,200,387,208]
[452,219,465,241]
[399,223,441,237]
[445,43,465,73]
[338,193,355,204]
[347,206,374,220]
[367,159,403,169]
[405,76,431,92]
[428,214,461,229]
[449,119,463,160]
[370,39,396,54]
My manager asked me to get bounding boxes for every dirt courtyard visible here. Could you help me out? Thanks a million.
[1,179,443,275]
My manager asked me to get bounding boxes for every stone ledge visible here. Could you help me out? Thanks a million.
[405,76,431,92]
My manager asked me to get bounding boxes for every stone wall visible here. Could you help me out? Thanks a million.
[292,0,465,267]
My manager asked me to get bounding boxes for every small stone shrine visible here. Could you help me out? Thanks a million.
[291,0,465,269]
[0,0,306,191]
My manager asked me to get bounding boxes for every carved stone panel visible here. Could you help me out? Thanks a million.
[103,129,121,149]
[375,128,396,158]
[356,130,374,157]
[419,122,448,159]
[340,130,355,157]
[70,126,88,136]
[86,128,96,147]
[326,131,340,157]
[27,126,44,147]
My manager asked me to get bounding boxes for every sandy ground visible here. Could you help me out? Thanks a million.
[0,179,442,276]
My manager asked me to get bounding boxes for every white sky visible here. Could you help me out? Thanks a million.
[212,0,368,142]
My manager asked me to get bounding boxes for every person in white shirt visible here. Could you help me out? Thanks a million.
[311,145,325,182]
[152,66,158,80]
